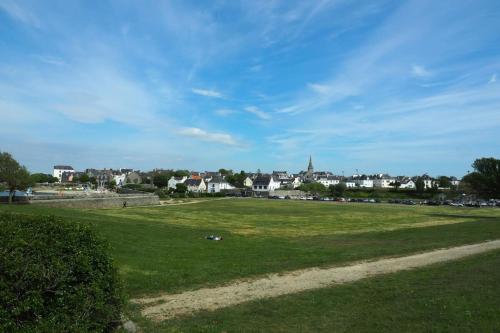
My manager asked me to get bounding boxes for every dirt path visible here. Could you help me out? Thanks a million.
[132,240,500,321]
[159,197,230,206]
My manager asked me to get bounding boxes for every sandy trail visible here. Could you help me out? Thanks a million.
[159,197,230,206]
[132,240,500,321]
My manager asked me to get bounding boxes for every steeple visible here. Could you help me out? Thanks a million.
[307,155,313,172]
[306,155,314,181]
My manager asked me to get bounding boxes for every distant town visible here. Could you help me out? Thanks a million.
[50,156,462,194]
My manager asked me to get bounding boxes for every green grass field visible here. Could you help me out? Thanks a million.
[2,199,500,332]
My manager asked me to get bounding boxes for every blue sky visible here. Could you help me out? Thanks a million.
[1,0,499,176]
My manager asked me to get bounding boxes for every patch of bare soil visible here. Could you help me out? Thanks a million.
[132,240,500,321]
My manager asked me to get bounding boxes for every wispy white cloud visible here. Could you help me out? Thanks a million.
[32,54,67,66]
[489,73,497,83]
[245,106,271,120]
[192,88,224,98]
[178,127,240,146]
[0,0,40,27]
[411,64,431,77]
[214,108,236,116]
[308,83,331,94]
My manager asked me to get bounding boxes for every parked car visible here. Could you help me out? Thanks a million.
[0,190,31,203]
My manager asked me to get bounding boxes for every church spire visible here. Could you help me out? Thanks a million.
[307,155,313,172]
[306,155,314,181]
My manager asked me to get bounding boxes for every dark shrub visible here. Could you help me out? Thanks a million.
[0,213,123,332]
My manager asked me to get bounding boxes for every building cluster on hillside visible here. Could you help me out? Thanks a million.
[51,156,461,194]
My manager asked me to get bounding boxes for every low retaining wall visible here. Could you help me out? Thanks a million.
[269,190,305,199]
[30,194,159,209]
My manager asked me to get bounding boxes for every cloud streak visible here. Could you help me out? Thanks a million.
[192,88,224,98]
[178,127,241,146]
[245,106,271,120]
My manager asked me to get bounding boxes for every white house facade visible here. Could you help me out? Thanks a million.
[353,176,374,188]
[168,176,188,190]
[373,175,396,188]
[207,176,234,193]
[317,176,341,187]
[53,165,75,182]
[252,175,281,193]
[243,177,253,188]
[184,178,206,192]
[399,179,415,189]
[345,181,356,188]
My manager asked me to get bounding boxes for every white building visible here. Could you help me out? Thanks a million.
[168,176,188,190]
[291,176,302,189]
[113,174,127,187]
[399,179,415,189]
[373,175,396,188]
[353,176,373,188]
[184,178,206,193]
[420,175,435,189]
[345,181,356,188]
[53,165,75,182]
[207,176,234,193]
[317,176,341,187]
[252,175,281,194]
[243,177,253,188]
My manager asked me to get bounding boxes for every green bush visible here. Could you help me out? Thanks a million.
[0,213,123,332]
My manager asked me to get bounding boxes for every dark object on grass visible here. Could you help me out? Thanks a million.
[0,212,124,332]
[123,201,127,208]
[206,235,223,241]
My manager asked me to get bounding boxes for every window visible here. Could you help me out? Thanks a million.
[264,185,267,189]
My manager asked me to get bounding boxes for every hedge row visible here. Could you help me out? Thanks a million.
[0,213,123,332]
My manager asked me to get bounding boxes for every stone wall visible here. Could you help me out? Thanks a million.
[30,194,159,209]
[269,189,305,199]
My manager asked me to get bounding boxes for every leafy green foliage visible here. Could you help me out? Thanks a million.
[78,173,90,183]
[415,177,425,193]
[0,213,123,332]
[328,183,346,197]
[108,179,117,189]
[218,168,232,176]
[437,176,452,188]
[0,152,32,203]
[226,170,248,188]
[175,183,187,193]
[29,173,58,184]
[298,182,326,193]
[153,173,170,188]
[462,157,500,198]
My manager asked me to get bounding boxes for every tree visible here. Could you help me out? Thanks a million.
[437,176,451,188]
[226,170,247,188]
[175,183,187,193]
[334,183,347,197]
[173,169,190,177]
[415,177,425,194]
[30,173,49,183]
[389,181,401,191]
[298,182,326,194]
[218,168,232,176]
[462,157,500,198]
[78,174,90,183]
[0,152,32,204]
[107,180,117,190]
[153,173,170,188]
